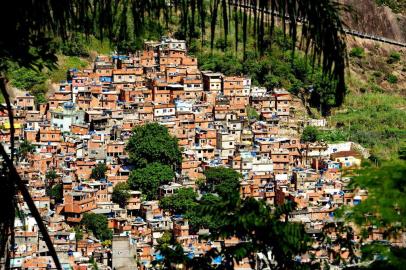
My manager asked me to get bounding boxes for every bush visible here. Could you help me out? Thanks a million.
[61,34,89,57]
[112,182,130,208]
[386,74,398,84]
[387,51,401,64]
[9,67,46,90]
[349,47,365,58]
[301,126,319,142]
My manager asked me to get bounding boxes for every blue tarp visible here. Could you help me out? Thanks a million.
[155,253,164,261]
[212,256,222,264]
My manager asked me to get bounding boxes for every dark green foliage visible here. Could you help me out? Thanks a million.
[47,183,63,203]
[387,51,401,64]
[349,47,365,58]
[339,160,406,268]
[160,188,197,214]
[185,193,223,233]
[9,67,46,90]
[112,182,130,208]
[74,226,83,240]
[155,232,187,268]
[347,160,406,231]
[199,197,310,269]
[386,74,398,84]
[126,123,181,169]
[90,163,107,180]
[45,169,58,193]
[60,34,89,57]
[45,169,58,182]
[246,106,259,120]
[31,83,48,104]
[360,244,406,270]
[16,140,35,160]
[399,142,406,160]
[203,166,241,199]
[81,213,112,241]
[128,162,174,200]
[317,129,347,142]
[301,126,319,142]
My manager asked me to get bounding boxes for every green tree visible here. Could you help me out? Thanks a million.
[112,182,130,208]
[74,226,83,240]
[9,67,46,90]
[339,160,406,268]
[90,163,107,180]
[203,166,241,199]
[347,160,406,236]
[160,188,197,214]
[16,140,35,160]
[81,213,112,241]
[60,33,89,57]
[192,196,310,269]
[45,169,58,185]
[155,232,186,268]
[301,126,320,143]
[127,162,174,200]
[47,183,63,203]
[246,106,259,120]
[185,193,223,234]
[126,123,181,169]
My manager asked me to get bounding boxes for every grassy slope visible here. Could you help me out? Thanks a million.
[48,37,112,83]
[324,37,406,160]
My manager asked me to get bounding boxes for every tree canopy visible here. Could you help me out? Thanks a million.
[81,213,112,241]
[47,183,63,204]
[126,123,182,169]
[16,140,35,160]
[128,162,175,200]
[90,163,107,180]
[203,166,241,199]
[112,182,130,208]
[336,159,406,269]
[301,126,319,143]
[160,188,198,215]
[346,160,406,236]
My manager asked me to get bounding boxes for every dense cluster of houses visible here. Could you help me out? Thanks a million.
[5,37,379,269]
